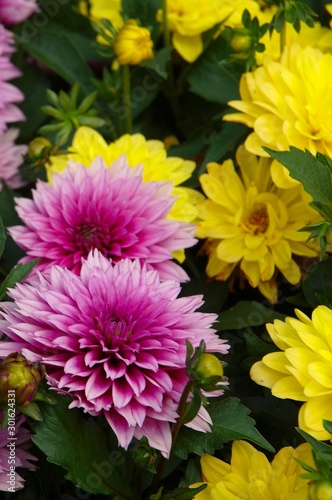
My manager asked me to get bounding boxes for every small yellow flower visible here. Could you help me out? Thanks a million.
[192,440,314,499]
[156,0,239,62]
[196,145,319,303]
[224,44,332,188]
[114,19,154,66]
[47,127,204,262]
[250,305,332,441]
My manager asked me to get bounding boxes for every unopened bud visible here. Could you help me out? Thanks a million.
[309,480,332,500]
[0,354,44,407]
[27,137,52,161]
[131,437,158,472]
[230,34,252,53]
[196,353,224,380]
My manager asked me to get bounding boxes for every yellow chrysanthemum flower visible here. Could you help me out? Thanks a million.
[47,127,204,261]
[224,44,332,188]
[196,146,319,303]
[192,440,314,499]
[114,19,154,65]
[251,305,332,441]
[156,0,242,63]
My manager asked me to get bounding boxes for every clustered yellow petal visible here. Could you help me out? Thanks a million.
[192,440,313,499]
[250,305,332,441]
[156,0,242,63]
[47,127,204,258]
[224,44,332,187]
[114,19,154,65]
[196,146,319,303]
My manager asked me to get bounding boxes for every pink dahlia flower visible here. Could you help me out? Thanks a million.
[0,250,229,456]
[10,156,197,282]
[0,128,27,189]
[0,0,38,26]
[0,409,37,491]
[0,25,25,131]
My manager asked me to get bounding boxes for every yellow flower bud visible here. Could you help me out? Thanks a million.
[309,480,332,500]
[0,354,44,407]
[196,353,223,379]
[114,20,154,66]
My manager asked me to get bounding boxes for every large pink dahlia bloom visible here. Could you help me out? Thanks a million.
[0,251,229,456]
[0,129,27,189]
[0,0,38,26]
[0,26,25,132]
[10,156,197,282]
[0,410,37,491]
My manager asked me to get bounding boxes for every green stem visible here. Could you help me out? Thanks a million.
[170,380,193,444]
[122,64,133,134]
[161,0,170,47]
[145,381,193,498]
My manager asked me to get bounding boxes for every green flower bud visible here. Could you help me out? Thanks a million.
[195,353,224,379]
[27,137,52,161]
[309,480,332,500]
[0,354,44,407]
[131,437,158,473]
[230,34,252,53]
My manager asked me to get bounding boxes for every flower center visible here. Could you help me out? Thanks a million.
[104,318,132,348]
[244,208,269,234]
[76,224,105,254]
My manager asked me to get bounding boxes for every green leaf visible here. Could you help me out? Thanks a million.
[323,420,332,435]
[297,428,332,461]
[0,185,25,271]
[188,37,241,105]
[11,59,50,143]
[19,402,43,421]
[0,218,6,260]
[264,147,332,220]
[16,5,96,95]
[161,485,207,499]
[32,394,134,498]
[217,301,286,331]
[303,256,332,307]
[173,397,274,459]
[0,259,39,300]
[141,47,173,79]
[130,67,162,120]
[200,123,248,174]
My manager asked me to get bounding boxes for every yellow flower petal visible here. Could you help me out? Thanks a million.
[299,396,332,439]
[272,375,307,401]
[250,361,282,388]
[217,236,245,262]
[201,454,230,483]
[172,32,203,62]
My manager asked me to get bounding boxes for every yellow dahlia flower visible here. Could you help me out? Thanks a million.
[113,19,154,65]
[224,44,332,188]
[251,305,332,441]
[47,127,204,259]
[156,0,239,63]
[196,146,318,303]
[192,440,314,499]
